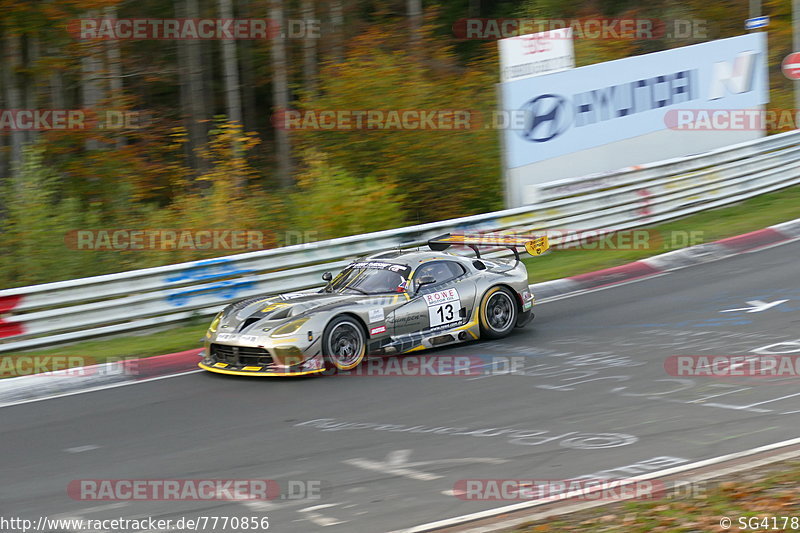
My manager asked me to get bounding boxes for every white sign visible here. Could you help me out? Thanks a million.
[498,28,574,83]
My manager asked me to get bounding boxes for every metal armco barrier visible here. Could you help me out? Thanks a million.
[2,130,800,352]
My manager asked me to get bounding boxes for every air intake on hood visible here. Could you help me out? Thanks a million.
[270,307,293,320]
[238,317,261,331]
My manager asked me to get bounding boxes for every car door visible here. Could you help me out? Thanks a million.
[390,260,477,336]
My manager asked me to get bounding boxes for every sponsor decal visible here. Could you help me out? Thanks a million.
[386,313,422,328]
[281,292,311,300]
[348,261,408,272]
[369,308,385,323]
[303,357,324,370]
[424,289,462,328]
[370,325,387,336]
[423,289,460,306]
[215,333,258,343]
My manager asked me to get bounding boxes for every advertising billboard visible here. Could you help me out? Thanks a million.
[501,33,768,206]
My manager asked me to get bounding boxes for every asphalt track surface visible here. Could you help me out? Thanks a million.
[2,239,799,532]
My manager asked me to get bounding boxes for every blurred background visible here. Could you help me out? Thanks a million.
[0,0,796,289]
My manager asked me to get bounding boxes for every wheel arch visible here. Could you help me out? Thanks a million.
[483,283,524,313]
[325,312,369,339]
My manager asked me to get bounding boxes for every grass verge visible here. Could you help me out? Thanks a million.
[511,460,800,532]
[2,185,799,371]
[523,184,800,283]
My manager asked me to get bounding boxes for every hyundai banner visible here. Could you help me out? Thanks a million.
[501,33,768,206]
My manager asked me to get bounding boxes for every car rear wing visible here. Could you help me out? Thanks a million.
[428,233,549,261]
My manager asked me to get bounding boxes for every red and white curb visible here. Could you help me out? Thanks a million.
[1,217,799,408]
[0,349,202,408]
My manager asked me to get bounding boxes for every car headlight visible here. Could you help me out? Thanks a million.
[207,313,222,334]
[269,318,309,337]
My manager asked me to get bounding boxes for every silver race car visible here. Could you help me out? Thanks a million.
[198,233,549,376]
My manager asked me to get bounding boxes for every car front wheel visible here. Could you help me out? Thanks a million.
[322,316,367,371]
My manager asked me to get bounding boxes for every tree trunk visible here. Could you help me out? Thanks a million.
[329,0,344,63]
[239,0,257,132]
[270,0,292,187]
[3,29,24,186]
[80,11,105,151]
[184,0,209,173]
[302,0,317,97]
[104,5,125,149]
[175,0,194,171]
[26,33,41,146]
[48,46,65,110]
[218,0,242,125]
[407,0,422,50]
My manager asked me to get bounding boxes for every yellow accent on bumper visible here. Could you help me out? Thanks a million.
[198,362,326,377]
[405,345,427,353]
[454,311,480,339]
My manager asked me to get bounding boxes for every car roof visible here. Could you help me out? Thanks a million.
[363,249,470,267]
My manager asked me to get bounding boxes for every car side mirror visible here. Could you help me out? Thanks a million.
[322,272,333,282]
[416,275,436,292]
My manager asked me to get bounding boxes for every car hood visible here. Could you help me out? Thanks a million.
[217,291,372,333]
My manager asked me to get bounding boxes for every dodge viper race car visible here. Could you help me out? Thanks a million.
[198,233,549,376]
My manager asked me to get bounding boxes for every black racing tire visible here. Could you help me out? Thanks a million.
[479,286,518,339]
[322,315,367,371]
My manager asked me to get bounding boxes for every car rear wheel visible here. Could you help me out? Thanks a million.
[322,316,366,371]
[479,286,518,339]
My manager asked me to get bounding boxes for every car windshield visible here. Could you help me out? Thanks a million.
[328,261,411,295]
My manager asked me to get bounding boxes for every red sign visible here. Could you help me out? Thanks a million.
[782,52,800,79]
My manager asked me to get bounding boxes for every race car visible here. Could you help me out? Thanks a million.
[198,233,549,376]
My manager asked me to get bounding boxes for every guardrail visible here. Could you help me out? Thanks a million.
[2,130,800,352]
